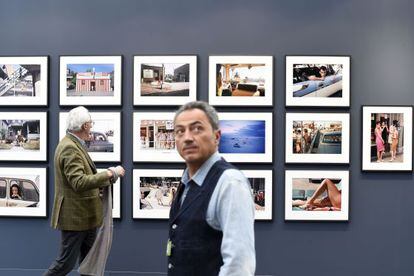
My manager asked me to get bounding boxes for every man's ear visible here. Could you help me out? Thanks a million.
[214,130,221,145]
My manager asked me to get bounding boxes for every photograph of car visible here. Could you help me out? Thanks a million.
[285,113,350,164]
[86,131,114,152]
[0,167,47,217]
[59,112,121,162]
[286,56,350,107]
[0,176,39,208]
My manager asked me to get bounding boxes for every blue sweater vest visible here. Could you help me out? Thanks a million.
[167,159,235,276]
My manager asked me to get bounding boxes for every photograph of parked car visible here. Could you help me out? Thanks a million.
[218,113,273,163]
[362,106,413,171]
[0,112,47,161]
[209,56,273,106]
[59,112,121,162]
[285,113,350,164]
[0,167,47,217]
[60,56,122,106]
[286,56,350,107]
[134,56,197,105]
[285,170,349,221]
[133,112,183,162]
[0,56,48,106]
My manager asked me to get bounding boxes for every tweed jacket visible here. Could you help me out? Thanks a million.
[50,134,111,231]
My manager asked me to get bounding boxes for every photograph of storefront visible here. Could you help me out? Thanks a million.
[370,112,405,162]
[140,119,175,150]
[249,177,265,211]
[140,63,190,96]
[66,64,114,96]
[0,120,40,151]
[0,64,41,97]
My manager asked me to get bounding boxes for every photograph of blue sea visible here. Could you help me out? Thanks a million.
[219,120,266,153]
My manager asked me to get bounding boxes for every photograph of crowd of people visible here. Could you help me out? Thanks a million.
[370,113,404,163]
[139,177,181,210]
[0,119,41,152]
[216,63,266,97]
[291,177,342,212]
[219,120,266,154]
[292,120,342,154]
[140,119,175,151]
[140,63,190,96]
[66,64,114,97]
[292,63,343,98]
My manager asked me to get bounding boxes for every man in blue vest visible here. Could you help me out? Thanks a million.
[168,101,255,275]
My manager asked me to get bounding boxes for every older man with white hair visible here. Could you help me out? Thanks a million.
[44,106,125,276]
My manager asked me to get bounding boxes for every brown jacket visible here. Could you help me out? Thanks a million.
[50,134,111,231]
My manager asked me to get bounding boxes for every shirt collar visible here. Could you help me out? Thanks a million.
[181,151,221,187]
[67,131,87,147]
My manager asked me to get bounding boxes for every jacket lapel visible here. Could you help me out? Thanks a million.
[65,134,96,173]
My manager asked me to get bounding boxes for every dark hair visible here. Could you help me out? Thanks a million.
[174,101,219,130]
[376,121,381,125]
[393,120,399,127]
[320,66,327,71]
[10,184,20,194]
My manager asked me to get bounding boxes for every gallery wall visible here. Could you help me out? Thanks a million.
[1,0,414,275]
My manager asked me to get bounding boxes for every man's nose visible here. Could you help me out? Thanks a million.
[182,129,194,141]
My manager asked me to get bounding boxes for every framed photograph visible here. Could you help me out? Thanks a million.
[0,112,47,161]
[133,55,197,105]
[133,112,183,162]
[132,169,181,219]
[362,106,413,171]
[133,169,272,220]
[97,168,121,219]
[59,112,121,162]
[245,170,272,220]
[59,56,122,106]
[285,170,349,221]
[218,113,273,163]
[0,56,48,106]
[285,56,350,107]
[209,56,273,106]
[0,167,47,217]
[285,113,350,164]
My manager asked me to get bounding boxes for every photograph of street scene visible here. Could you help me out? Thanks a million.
[370,113,404,163]
[0,120,40,152]
[292,120,342,154]
[291,178,343,212]
[140,63,190,96]
[0,173,40,208]
[140,119,175,151]
[139,177,181,210]
[0,64,41,98]
[219,120,266,154]
[250,177,266,211]
[86,119,114,153]
[292,63,343,98]
[66,64,114,97]
[216,63,266,97]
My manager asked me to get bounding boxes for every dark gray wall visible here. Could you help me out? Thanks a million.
[1,0,414,275]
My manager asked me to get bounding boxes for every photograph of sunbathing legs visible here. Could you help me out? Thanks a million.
[292,178,341,211]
